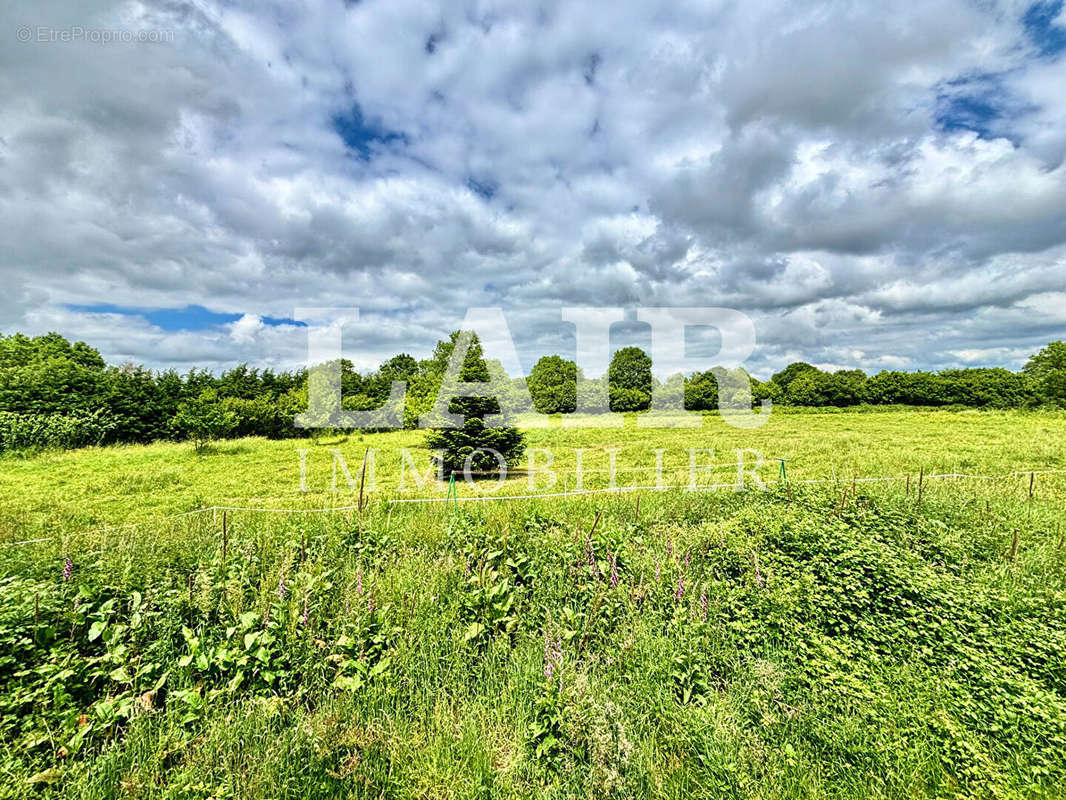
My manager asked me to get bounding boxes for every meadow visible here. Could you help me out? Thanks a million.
[2,408,1066,798]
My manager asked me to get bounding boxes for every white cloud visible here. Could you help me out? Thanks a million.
[1,0,1064,376]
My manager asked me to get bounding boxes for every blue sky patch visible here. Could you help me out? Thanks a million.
[466,176,497,200]
[331,102,407,159]
[1024,1,1066,57]
[934,73,1025,142]
[66,304,304,331]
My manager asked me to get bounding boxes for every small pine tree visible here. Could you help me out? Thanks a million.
[424,331,525,476]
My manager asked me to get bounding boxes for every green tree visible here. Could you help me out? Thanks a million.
[527,355,578,414]
[423,331,525,475]
[172,390,238,453]
[770,362,821,400]
[607,347,652,412]
[1024,341,1066,407]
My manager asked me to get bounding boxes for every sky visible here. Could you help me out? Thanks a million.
[2,0,1065,379]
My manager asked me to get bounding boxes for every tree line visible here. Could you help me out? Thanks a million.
[1,331,1064,453]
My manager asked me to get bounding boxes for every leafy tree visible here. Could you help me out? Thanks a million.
[172,390,238,452]
[217,364,264,400]
[423,331,525,475]
[379,353,419,382]
[607,346,652,412]
[684,370,718,411]
[770,362,821,400]
[527,355,577,414]
[1024,341,1066,407]
[785,369,866,407]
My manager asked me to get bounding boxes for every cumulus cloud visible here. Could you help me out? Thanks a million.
[1,0,1065,377]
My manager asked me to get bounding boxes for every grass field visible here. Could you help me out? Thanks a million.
[2,409,1066,798]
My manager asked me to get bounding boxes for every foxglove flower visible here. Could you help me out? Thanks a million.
[356,565,364,595]
[62,557,73,582]
[277,573,287,600]
[543,631,563,683]
[675,573,684,602]
[609,552,619,588]
[700,588,708,622]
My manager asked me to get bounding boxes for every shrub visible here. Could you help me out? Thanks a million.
[0,410,116,453]
[172,390,238,452]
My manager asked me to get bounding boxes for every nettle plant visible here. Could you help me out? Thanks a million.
[0,576,178,758]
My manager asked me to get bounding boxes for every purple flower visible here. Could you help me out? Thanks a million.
[675,573,684,602]
[754,559,763,588]
[684,549,691,570]
[667,536,673,560]
[585,537,595,568]
[367,592,375,614]
[62,557,73,582]
[356,565,364,595]
[609,552,619,588]
[543,631,563,682]
[700,588,708,622]
[277,573,287,600]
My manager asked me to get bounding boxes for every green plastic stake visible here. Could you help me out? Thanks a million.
[777,459,788,486]
[446,472,458,512]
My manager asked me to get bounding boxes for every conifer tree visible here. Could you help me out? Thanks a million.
[423,331,525,476]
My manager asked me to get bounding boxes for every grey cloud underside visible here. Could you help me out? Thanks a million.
[1,0,1065,377]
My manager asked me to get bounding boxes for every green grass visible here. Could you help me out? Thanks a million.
[2,409,1065,798]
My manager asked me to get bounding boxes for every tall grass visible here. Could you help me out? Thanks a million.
[2,410,1065,798]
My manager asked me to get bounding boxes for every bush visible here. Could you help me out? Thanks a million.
[0,410,116,453]
[172,390,238,452]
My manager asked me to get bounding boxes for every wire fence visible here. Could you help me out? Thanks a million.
[5,466,1065,547]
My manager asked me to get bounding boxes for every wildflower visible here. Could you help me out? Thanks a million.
[754,557,763,588]
[654,558,661,582]
[675,573,684,602]
[684,549,690,570]
[585,537,595,568]
[667,536,673,560]
[609,552,619,588]
[356,564,364,595]
[62,556,73,582]
[700,588,708,622]
[277,573,287,600]
[543,631,563,682]
[367,592,375,614]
